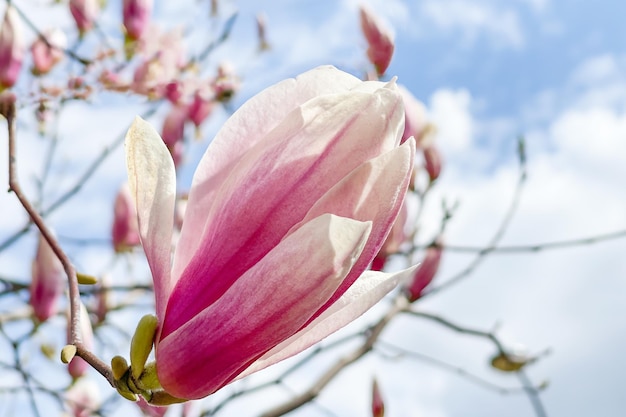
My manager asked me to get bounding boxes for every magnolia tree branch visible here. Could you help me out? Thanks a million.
[3,99,115,387]
[425,139,528,297]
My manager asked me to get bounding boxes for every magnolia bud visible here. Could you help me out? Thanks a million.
[123,0,153,41]
[406,241,443,302]
[112,183,141,253]
[187,91,214,128]
[423,146,442,183]
[69,0,100,35]
[30,234,64,322]
[31,28,67,75]
[0,6,24,89]
[359,5,394,77]
[371,378,385,417]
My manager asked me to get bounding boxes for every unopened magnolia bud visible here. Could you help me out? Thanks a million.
[69,0,100,35]
[30,28,66,75]
[130,314,158,380]
[423,146,442,183]
[0,6,24,89]
[123,0,153,41]
[406,242,443,302]
[61,344,77,364]
[359,5,394,76]
[371,378,385,417]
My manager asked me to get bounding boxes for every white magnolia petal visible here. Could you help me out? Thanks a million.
[125,116,176,319]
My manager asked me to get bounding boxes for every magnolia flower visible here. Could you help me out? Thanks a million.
[123,0,153,41]
[0,6,24,89]
[69,0,99,34]
[112,183,141,252]
[125,66,416,400]
[359,5,394,77]
[30,234,65,322]
[31,28,67,75]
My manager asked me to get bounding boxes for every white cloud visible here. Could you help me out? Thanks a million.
[420,0,525,48]
[429,89,474,153]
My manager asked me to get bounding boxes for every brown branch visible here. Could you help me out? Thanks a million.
[3,99,115,387]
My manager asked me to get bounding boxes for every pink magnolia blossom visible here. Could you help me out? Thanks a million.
[30,234,64,322]
[123,0,153,41]
[0,6,24,89]
[31,28,67,75]
[359,5,395,77]
[112,183,141,252]
[406,242,443,301]
[67,303,94,379]
[372,378,385,417]
[69,0,99,34]
[125,66,416,399]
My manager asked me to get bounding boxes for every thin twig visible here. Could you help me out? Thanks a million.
[4,100,115,386]
[431,229,626,254]
[425,143,527,297]
[375,340,534,395]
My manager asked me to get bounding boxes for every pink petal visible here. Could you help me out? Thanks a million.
[297,138,415,323]
[172,66,363,280]
[237,266,417,379]
[125,117,176,319]
[162,84,404,338]
[156,214,372,399]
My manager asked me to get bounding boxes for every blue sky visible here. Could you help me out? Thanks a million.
[1,1,626,416]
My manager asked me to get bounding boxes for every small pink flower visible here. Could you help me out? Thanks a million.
[31,28,67,75]
[123,0,153,41]
[68,303,94,379]
[406,241,442,301]
[125,66,417,399]
[0,6,24,89]
[30,234,64,322]
[359,5,394,77]
[65,379,101,417]
[372,378,385,417]
[69,0,100,34]
[112,184,141,252]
